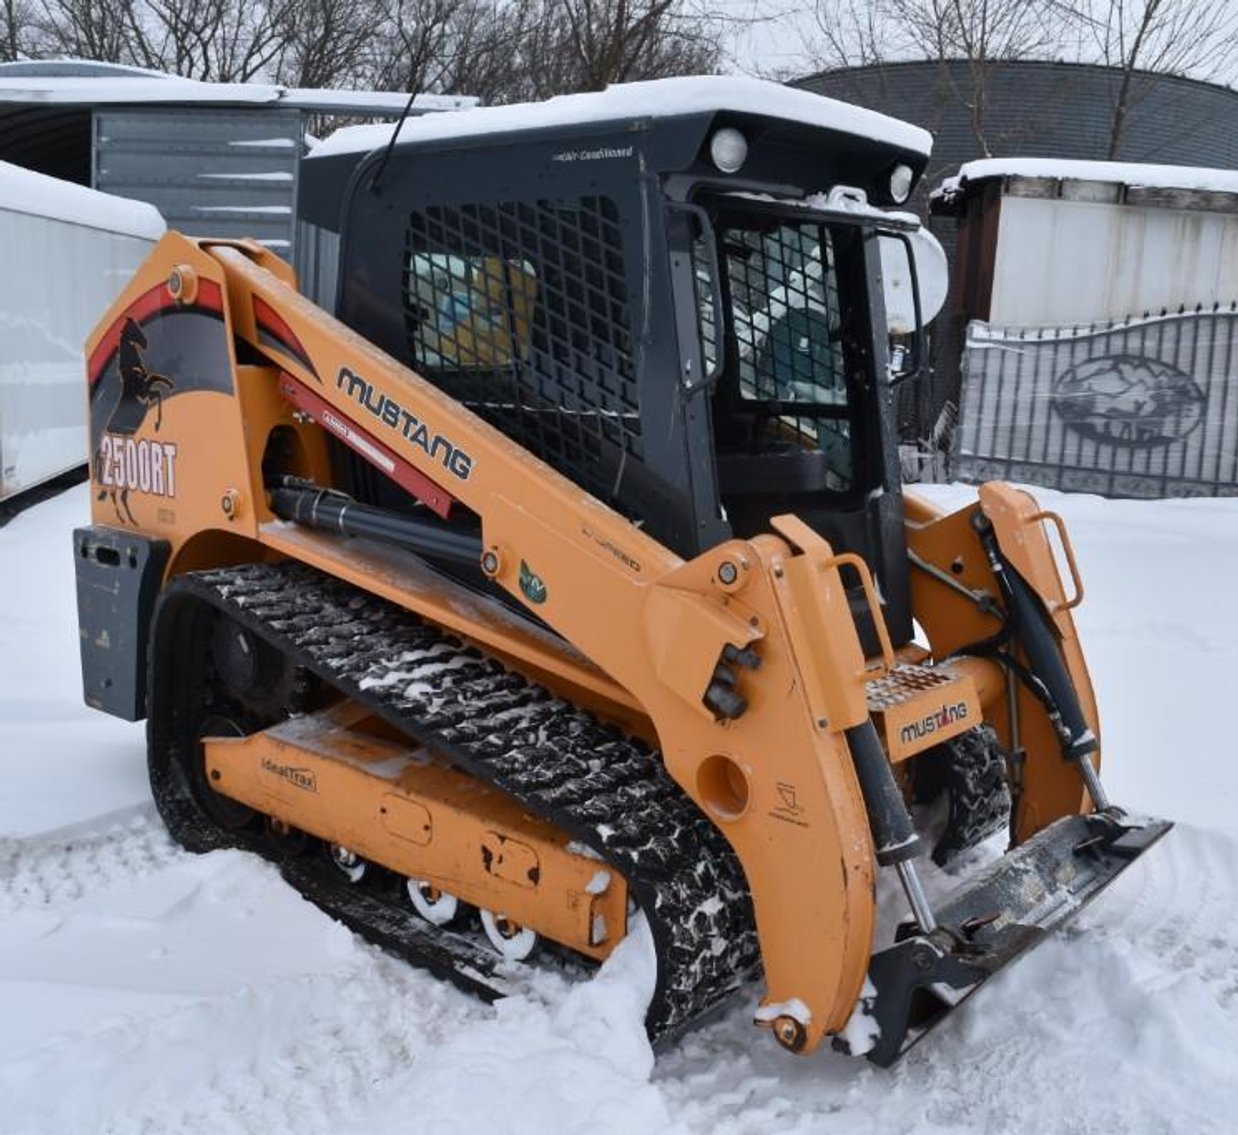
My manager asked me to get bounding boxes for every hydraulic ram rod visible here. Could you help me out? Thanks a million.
[269,482,483,568]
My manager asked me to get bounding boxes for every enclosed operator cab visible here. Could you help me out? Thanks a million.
[297,77,936,649]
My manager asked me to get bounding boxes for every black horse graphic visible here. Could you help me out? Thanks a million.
[96,317,175,524]
[107,317,175,435]
[98,469,137,526]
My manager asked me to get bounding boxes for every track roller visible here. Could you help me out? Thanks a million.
[266,816,311,856]
[328,844,367,883]
[406,879,462,926]
[480,910,538,961]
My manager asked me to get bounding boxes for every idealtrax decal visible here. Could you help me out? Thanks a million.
[261,757,318,793]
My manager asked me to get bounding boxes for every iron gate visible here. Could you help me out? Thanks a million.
[954,306,1238,498]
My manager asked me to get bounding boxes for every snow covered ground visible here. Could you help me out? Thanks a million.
[2,482,1236,1134]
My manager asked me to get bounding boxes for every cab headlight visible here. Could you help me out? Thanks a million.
[889,163,914,204]
[710,128,748,174]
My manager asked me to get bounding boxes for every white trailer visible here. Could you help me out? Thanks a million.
[936,158,1238,328]
[0,162,163,501]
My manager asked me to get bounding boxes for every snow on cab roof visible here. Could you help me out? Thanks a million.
[0,160,165,239]
[311,76,933,160]
[947,157,1238,196]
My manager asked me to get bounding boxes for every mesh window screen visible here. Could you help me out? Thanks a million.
[712,219,853,490]
[403,196,640,502]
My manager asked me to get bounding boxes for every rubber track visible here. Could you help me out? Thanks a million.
[167,561,761,1041]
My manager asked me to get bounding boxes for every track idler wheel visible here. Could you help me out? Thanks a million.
[210,613,303,720]
[480,910,538,962]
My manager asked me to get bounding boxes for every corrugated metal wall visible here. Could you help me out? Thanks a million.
[293,220,341,311]
[989,194,1238,327]
[94,108,300,257]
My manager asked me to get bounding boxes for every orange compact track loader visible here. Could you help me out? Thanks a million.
[74,77,1168,1064]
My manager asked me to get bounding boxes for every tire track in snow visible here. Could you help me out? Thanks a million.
[1078,823,1238,999]
[0,806,182,916]
[1,949,485,1135]
[653,827,1238,1135]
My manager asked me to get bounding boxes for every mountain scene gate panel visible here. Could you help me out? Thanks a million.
[955,307,1238,498]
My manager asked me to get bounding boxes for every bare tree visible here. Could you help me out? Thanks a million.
[36,0,293,81]
[132,0,293,81]
[551,0,720,93]
[1055,1,1238,158]
[813,0,1062,154]
[34,0,140,64]
[28,0,722,100]
[361,0,525,99]
[811,0,898,68]
[358,0,720,103]
[811,0,1238,161]
[1,0,40,59]
[272,0,374,90]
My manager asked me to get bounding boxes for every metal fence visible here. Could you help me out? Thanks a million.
[953,306,1238,498]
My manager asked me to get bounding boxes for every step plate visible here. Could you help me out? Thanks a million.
[866,663,982,761]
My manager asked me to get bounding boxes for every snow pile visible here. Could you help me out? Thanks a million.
[0,161,165,239]
[2,484,1238,1132]
[942,156,1238,198]
[344,918,669,1135]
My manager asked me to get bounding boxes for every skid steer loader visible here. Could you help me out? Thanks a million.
[74,77,1168,1064]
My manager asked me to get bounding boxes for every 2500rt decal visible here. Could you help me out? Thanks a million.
[97,435,179,500]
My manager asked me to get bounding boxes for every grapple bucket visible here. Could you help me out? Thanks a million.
[850,810,1172,1066]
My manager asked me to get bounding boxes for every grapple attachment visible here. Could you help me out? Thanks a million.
[844,810,1171,1066]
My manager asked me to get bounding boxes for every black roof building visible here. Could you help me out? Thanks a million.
[796,59,1238,192]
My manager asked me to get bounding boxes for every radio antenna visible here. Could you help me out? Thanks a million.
[369,89,419,194]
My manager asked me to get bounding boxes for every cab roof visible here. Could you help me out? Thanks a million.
[311,75,932,160]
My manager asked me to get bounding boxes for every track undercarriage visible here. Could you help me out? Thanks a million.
[147,560,762,1042]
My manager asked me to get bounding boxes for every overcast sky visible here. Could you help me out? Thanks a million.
[714,1,821,80]
[716,2,1238,92]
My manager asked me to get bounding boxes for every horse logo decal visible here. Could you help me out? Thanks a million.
[96,318,180,525]
[107,317,175,436]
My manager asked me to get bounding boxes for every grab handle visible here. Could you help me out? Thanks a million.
[821,551,896,676]
[1029,510,1084,612]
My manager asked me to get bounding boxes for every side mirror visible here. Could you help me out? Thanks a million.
[879,227,948,386]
